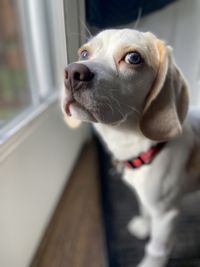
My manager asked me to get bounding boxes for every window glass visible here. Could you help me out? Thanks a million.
[0,0,32,128]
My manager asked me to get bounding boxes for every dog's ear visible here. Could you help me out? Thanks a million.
[140,39,189,141]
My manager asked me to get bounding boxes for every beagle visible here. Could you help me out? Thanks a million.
[62,29,200,267]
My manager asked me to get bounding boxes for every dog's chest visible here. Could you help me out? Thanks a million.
[94,124,153,160]
[123,163,165,207]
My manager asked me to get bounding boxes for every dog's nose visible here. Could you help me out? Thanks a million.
[65,63,94,88]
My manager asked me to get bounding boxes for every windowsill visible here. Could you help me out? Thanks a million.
[0,91,59,163]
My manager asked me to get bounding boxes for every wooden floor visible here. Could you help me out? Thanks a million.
[31,142,107,267]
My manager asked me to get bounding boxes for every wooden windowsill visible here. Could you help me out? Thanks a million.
[31,141,108,267]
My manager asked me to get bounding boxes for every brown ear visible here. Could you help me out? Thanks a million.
[140,40,189,141]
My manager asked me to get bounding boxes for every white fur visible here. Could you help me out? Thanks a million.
[62,29,200,267]
[95,112,198,267]
[127,215,150,239]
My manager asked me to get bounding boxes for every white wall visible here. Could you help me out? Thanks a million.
[128,0,200,105]
[0,102,89,267]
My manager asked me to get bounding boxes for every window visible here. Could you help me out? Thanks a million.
[0,1,31,128]
[0,0,67,143]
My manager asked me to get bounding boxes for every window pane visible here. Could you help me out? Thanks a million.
[0,0,32,129]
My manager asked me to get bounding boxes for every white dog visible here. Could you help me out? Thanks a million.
[62,29,200,267]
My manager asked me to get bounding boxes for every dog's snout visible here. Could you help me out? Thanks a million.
[65,63,94,84]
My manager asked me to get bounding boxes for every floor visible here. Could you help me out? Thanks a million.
[31,142,107,267]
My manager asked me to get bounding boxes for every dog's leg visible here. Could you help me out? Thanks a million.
[127,203,151,239]
[137,208,179,267]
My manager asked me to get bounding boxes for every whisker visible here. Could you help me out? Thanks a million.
[134,7,143,29]
[107,90,141,117]
[67,32,87,40]
[79,17,93,39]
[106,93,121,108]
[93,93,141,124]
[126,104,141,116]
[99,96,115,115]
[107,93,125,117]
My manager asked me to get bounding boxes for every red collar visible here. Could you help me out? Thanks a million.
[123,142,167,169]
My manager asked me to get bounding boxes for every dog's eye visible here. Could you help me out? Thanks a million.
[125,52,142,65]
[80,50,89,60]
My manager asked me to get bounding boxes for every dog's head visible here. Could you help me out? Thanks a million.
[62,29,189,141]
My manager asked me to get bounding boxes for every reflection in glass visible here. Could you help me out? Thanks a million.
[0,0,31,128]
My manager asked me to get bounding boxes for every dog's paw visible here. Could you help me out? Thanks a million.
[127,216,150,239]
[137,254,168,267]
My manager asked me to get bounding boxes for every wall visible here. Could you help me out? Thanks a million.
[128,0,200,105]
[0,102,89,267]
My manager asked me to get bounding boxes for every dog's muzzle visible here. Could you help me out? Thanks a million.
[64,63,94,92]
[63,63,96,119]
